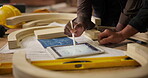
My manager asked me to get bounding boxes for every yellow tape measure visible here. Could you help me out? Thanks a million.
[0,56,140,74]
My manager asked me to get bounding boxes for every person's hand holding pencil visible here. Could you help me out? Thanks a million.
[64,18,94,37]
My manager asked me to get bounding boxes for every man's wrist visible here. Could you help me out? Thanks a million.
[118,25,138,39]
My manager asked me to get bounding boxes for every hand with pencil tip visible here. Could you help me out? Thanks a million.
[64,18,95,37]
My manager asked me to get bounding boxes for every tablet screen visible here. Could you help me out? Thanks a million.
[51,43,102,58]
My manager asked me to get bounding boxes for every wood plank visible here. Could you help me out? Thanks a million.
[0,37,7,48]
[22,18,70,28]
[130,32,148,43]
[84,29,101,40]
[34,27,67,39]
[6,13,76,25]
[8,26,59,49]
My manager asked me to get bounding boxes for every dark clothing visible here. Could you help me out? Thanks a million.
[77,0,127,27]
[119,0,143,26]
[129,0,148,32]
[92,0,122,26]
[77,0,147,32]
[77,0,93,29]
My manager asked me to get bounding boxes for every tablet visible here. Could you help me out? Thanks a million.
[47,43,104,59]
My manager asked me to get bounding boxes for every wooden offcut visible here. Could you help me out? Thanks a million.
[6,13,77,25]
[8,26,60,49]
[34,27,67,39]
[22,18,71,28]
[131,32,148,43]
[85,29,101,40]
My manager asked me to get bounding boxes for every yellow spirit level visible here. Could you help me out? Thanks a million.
[0,56,140,74]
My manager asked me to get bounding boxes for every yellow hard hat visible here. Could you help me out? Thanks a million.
[0,5,22,28]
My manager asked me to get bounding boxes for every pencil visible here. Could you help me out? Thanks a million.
[70,20,76,46]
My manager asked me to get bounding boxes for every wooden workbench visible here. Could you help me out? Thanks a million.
[0,29,147,78]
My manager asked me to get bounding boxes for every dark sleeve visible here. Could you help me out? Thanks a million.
[77,0,92,22]
[129,0,148,32]
[119,0,143,26]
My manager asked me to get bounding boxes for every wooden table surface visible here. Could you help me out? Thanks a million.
[0,29,147,78]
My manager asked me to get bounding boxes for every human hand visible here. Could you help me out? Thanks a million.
[98,29,126,44]
[64,19,85,37]
[64,18,95,37]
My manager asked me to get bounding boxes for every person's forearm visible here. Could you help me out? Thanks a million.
[118,0,143,26]
[77,0,92,22]
[119,25,138,39]
[128,0,148,32]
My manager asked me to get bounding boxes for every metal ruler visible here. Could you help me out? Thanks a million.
[0,56,140,74]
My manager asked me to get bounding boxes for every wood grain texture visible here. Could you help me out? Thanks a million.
[8,26,60,49]
[12,43,148,78]
[84,29,101,40]
[6,13,99,27]
[34,27,67,39]
[130,32,148,43]
[22,18,71,28]
[6,13,77,25]
[0,37,7,48]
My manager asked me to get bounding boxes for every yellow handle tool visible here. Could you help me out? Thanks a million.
[0,56,140,74]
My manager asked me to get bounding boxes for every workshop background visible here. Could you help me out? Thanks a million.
[0,0,148,78]
[0,0,77,37]
[0,0,77,13]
